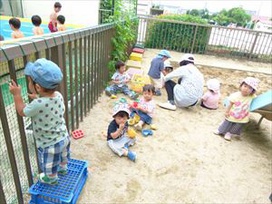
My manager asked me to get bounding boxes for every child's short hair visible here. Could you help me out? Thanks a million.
[115,61,125,70]
[31,15,42,26]
[9,18,21,29]
[142,84,155,94]
[54,2,62,8]
[57,15,65,24]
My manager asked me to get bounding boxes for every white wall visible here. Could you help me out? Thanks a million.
[22,0,100,27]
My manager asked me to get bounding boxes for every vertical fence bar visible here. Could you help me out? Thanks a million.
[8,59,34,187]
[94,32,99,102]
[249,32,259,60]
[22,55,37,181]
[99,31,103,93]
[0,179,7,204]
[51,44,70,132]
[0,86,24,204]
[191,25,198,53]
[74,39,79,128]
[257,33,266,56]
[79,38,83,121]
[83,35,87,116]
[68,41,75,131]
[91,33,95,108]
[87,33,91,111]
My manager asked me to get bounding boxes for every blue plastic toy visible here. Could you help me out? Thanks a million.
[142,129,153,137]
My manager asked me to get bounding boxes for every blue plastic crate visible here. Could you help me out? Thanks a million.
[29,159,88,204]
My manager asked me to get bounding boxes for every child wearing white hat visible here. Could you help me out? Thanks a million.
[107,102,137,162]
[214,77,260,141]
[201,78,221,110]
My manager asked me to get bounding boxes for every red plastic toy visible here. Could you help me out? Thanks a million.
[72,129,84,139]
[132,102,138,108]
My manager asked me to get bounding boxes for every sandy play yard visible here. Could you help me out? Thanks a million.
[72,49,272,203]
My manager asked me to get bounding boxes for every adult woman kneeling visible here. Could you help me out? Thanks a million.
[158,54,204,110]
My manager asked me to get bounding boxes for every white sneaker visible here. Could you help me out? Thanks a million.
[213,130,221,135]
[158,101,177,111]
[224,132,232,141]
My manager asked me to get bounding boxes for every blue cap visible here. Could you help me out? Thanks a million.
[158,50,171,58]
[24,58,63,89]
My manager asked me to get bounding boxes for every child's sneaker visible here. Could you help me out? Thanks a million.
[127,151,137,162]
[130,93,139,100]
[105,90,112,96]
[58,166,68,175]
[224,132,232,141]
[213,130,221,135]
[155,90,162,96]
[39,173,58,185]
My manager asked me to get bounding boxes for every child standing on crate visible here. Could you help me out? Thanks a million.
[148,50,171,96]
[105,61,139,100]
[214,77,259,141]
[9,58,70,185]
[130,84,156,131]
[107,102,137,162]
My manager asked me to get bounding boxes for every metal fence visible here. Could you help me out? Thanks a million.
[137,16,272,63]
[0,23,115,203]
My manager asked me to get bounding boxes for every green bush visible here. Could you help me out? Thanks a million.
[145,14,211,53]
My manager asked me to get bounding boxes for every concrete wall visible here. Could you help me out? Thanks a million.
[22,0,100,26]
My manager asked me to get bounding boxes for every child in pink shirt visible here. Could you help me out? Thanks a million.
[201,79,221,110]
[130,84,156,130]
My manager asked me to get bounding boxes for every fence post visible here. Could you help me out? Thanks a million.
[249,31,259,60]
[191,25,198,53]
[0,175,7,204]
[51,44,70,133]
[8,60,34,187]
[0,89,24,204]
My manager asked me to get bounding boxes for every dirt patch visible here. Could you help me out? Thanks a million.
[73,49,271,203]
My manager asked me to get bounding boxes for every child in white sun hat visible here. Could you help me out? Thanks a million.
[201,78,221,110]
[214,77,260,141]
[107,102,137,162]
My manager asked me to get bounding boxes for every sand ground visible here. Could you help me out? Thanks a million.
[73,49,272,203]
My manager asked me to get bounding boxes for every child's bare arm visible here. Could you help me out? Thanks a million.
[225,102,234,118]
[9,80,26,116]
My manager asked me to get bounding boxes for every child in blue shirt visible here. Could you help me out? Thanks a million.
[105,61,138,99]
[9,58,70,185]
[107,103,137,162]
[148,50,171,96]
